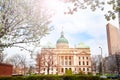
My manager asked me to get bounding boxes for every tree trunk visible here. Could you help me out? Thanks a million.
[47,67,50,75]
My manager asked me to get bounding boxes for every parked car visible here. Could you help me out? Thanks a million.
[107,74,120,79]
[100,75,107,78]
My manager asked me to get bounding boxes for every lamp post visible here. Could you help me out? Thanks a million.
[99,46,103,75]
[118,0,120,29]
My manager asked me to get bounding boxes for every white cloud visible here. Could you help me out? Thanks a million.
[5,0,119,57]
[41,1,119,56]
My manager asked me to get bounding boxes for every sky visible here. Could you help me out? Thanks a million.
[39,0,119,57]
[4,0,119,58]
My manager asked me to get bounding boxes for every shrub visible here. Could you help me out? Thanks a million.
[0,76,25,80]
[0,75,109,80]
[65,69,72,75]
[87,72,93,75]
[78,70,85,75]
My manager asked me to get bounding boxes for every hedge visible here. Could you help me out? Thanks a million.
[0,75,110,80]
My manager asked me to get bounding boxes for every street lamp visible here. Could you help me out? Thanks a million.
[99,46,103,75]
[117,0,120,28]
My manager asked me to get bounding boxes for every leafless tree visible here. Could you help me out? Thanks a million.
[8,54,21,74]
[91,55,98,72]
[104,55,117,74]
[0,49,7,63]
[36,52,44,74]
[41,49,56,74]
[8,54,28,75]
[91,55,101,74]
[19,54,27,75]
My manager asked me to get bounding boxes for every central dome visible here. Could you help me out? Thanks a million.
[57,37,68,44]
[56,31,69,48]
[57,31,68,44]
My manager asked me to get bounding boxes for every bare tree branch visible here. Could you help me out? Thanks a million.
[0,0,53,51]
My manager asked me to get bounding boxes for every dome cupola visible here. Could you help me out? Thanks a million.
[56,31,69,48]
[57,31,68,44]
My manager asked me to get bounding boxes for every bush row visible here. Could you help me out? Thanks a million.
[0,75,109,80]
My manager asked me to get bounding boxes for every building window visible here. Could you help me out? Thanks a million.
[87,68,89,71]
[86,57,88,59]
[69,61,71,65]
[65,68,67,72]
[79,61,81,65]
[69,56,71,60]
[83,61,85,65]
[87,61,89,65]
[69,68,71,71]
[83,68,85,71]
[65,61,67,65]
[79,68,81,71]
[62,60,64,65]
[79,57,81,59]
[83,57,84,59]
[65,56,67,60]
[61,56,63,59]
[61,68,64,72]
[44,68,45,71]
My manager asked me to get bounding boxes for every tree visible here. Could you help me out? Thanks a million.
[43,50,55,74]
[8,54,28,75]
[0,0,53,51]
[115,53,120,74]
[41,49,56,74]
[36,49,56,74]
[8,54,21,74]
[104,55,118,74]
[105,53,120,74]
[19,54,27,75]
[36,52,44,74]
[62,0,120,21]
[91,55,101,74]
[0,48,7,63]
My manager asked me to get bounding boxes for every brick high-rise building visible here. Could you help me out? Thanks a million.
[106,23,120,55]
[105,23,120,74]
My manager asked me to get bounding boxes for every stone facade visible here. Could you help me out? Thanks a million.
[36,31,92,75]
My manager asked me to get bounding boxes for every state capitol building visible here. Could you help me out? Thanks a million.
[36,31,92,75]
